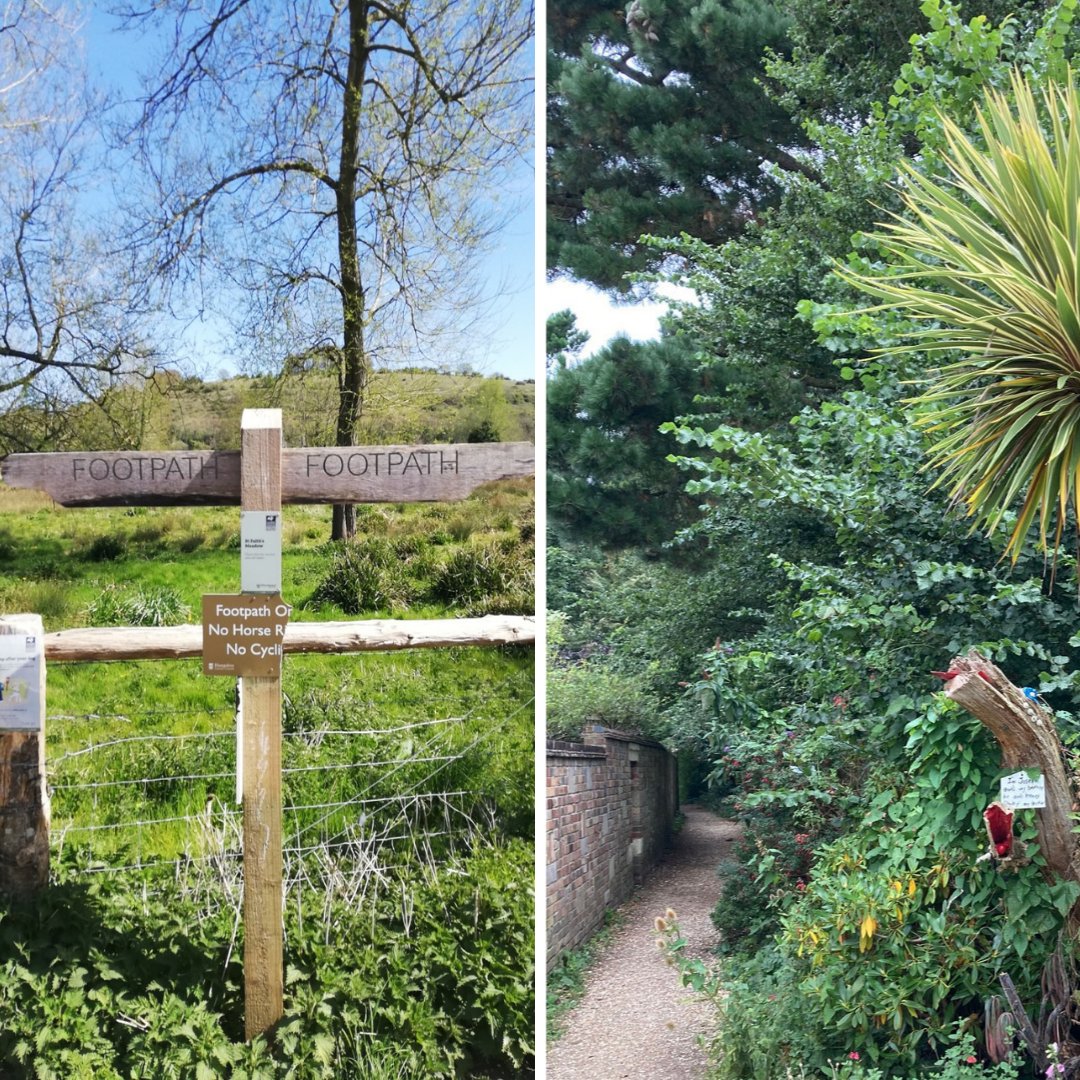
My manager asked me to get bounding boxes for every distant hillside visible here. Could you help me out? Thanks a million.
[2,368,534,453]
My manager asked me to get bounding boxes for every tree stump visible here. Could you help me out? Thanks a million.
[942,650,1080,902]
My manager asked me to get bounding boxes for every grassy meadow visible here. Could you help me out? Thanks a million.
[6,368,535,457]
[0,475,535,1078]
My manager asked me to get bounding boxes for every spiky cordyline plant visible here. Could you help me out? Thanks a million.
[839,70,1080,564]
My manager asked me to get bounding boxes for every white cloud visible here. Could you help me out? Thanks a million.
[543,278,693,357]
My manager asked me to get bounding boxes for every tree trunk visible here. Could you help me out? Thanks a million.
[943,650,1080,924]
[331,0,370,542]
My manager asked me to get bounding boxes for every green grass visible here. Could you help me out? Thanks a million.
[0,477,533,628]
[0,480,535,1077]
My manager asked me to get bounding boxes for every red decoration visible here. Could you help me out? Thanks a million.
[931,670,961,680]
[978,671,992,682]
[984,802,1014,857]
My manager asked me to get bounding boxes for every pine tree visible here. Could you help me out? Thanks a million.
[548,0,811,290]
[547,333,708,546]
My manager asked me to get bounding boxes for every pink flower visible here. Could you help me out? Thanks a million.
[795,879,806,891]
[966,1057,977,1065]
[848,1052,860,1061]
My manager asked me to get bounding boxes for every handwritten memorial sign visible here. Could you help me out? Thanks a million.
[1000,769,1046,809]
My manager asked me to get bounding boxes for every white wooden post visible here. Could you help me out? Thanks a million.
[239,410,284,1038]
[0,614,48,895]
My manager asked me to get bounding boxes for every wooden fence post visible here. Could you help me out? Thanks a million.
[0,614,48,895]
[239,410,284,1038]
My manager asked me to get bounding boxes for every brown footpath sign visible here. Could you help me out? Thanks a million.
[0,442,534,506]
[202,595,291,677]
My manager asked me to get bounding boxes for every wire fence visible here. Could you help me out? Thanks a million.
[46,692,533,913]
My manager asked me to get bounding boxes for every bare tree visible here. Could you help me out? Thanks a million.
[0,2,163,453]
[117,0,534,538]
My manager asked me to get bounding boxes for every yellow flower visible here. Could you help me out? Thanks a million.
[908,877,916,897]
[859,915,878,952]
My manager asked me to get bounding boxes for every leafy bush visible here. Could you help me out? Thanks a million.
[709,945,828,1080]
[0,835,534,1078]
[429,539,532,614]
[310,538,415,614]
[86,586,192,627]
[547,659,662,742]
[83,534,127,562]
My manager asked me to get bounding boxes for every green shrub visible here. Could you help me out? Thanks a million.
[84,534,127,562]
[310,539,415,614]
[429,540,531,610]
[547,661,661,741]
[130,524,164,545]
[86,586,192,627]
[778,704,1078,1070]
[706,945,826,1080]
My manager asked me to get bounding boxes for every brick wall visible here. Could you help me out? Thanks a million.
[546,727,677,965]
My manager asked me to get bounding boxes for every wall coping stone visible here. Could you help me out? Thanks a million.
[545,739,606,759]
[586,726,669,752]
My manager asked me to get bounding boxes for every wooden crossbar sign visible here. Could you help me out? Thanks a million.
[0,416,535,1041]
[0,442,534,506]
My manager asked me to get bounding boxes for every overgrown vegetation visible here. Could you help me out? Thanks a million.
[1,368,534,459]
[546,909,625,1043]
[0,473,533,1076]
[547,0,1080,1074]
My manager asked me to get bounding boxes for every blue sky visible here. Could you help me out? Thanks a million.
[84,7,536,383]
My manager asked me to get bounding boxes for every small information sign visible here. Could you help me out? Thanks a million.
[202,594,291,677]
[1000,769,1046,809]
[240,511,283,592]
[0,617,43,730]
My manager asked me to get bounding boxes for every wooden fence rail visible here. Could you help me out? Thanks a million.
[2,609,535,1039]
[43,615,536,662]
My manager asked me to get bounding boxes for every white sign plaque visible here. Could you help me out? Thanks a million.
[1000,769,1046,809]
[240,511,283,593]
[0,618,43,730]
[235,680,243,806]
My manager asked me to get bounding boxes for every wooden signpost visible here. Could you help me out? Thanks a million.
[0,441,533,506]
[0,416,534,1039]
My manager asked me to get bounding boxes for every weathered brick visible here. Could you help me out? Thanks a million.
[545,732,677,966]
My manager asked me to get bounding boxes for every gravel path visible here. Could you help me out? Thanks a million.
[547,806,741,1080]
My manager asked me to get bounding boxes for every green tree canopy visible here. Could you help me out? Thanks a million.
[547,332,708,547]
[547,0,811,290]
[545,308,590,374]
